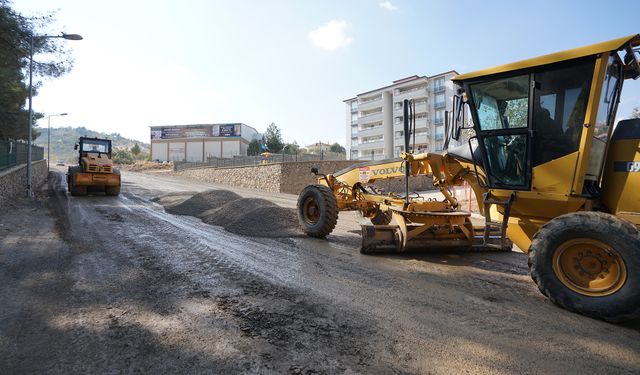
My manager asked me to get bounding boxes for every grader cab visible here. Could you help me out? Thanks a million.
[67,137,121,196]
[297,35,640,322]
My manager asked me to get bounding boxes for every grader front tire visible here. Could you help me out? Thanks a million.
[528,212,640,322]
[297,185,339,238]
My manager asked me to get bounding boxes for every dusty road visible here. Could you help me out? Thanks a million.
[1,170,639,374]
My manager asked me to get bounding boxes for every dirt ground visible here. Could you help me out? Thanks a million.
[0,169,638,374]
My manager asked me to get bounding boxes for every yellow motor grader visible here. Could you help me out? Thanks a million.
[297,35,640,322]
[67,137,121,196]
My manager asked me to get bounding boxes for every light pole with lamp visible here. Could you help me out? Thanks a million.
[26,32,82,197]
[46,112,67,170]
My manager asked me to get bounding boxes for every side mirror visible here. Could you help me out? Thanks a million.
[624,46,640,79]
[74,143,79,150]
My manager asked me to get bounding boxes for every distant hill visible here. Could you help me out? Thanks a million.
[34,126,150,162]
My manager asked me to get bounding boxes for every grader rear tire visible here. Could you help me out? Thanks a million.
[528,212,640,322]
[297,185,338,238]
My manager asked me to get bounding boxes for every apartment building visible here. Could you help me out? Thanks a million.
[345,71,457,160]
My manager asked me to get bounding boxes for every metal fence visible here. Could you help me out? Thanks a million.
[174,151,346,171]
[0,140,45,172]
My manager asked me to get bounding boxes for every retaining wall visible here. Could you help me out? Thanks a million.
[173,160,437,194]
[173,161,359,194]
[0,160,48,205]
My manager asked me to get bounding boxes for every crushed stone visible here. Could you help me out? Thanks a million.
[165,190,241,216]
[156,189,302,238]
[199,198,277,226]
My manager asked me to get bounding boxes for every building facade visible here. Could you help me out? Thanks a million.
[150,123,260,162]
[345,71,457,160]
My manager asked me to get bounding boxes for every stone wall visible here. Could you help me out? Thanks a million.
[173,160,359,194]
[0,160,48,205]
[174,163,282,192]
[278,161,361,194]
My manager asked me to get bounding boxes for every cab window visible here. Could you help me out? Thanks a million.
[469,75,529,131]
[532,59,595,166]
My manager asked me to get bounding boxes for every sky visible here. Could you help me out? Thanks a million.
[14,0,640,146]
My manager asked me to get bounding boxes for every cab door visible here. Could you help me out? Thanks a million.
[466,74,532,190]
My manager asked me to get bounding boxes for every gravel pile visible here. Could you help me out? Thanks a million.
[151,191,198,210]
[225,206,301,238]
[199,198,277,226]
[165,190,241,216]
[157,189,302,238]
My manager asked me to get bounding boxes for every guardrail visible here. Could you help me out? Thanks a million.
[0,140,44,172]
[174,151,346,171]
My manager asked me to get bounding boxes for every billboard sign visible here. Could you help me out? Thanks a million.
[152,124,241,139]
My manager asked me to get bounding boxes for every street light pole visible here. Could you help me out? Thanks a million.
[47,113,68,170]
[26,32,82,197]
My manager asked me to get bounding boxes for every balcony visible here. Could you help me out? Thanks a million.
[357,96,383,111]
[394,101,428,115]
[358,140,385,150]
[395,117,428,128]
[394,88,427,102]
[357,125,384,136]
[394,133,429,146]
[358,111,383,124]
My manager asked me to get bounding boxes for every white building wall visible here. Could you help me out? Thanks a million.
[151,143,168,161]
[382,92,394,159]
[168,142,186,162]
[204,141,221,158]
[222,141,240,158]
[186,141,203,162]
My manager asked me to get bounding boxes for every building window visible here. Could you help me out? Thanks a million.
[351,113,358,123]
[350,101,358,111]
[434,110,444,125]
[434,78,445,93]
[351,137,358,146]
[435,93,445,108]
[350,150,358,159]
[435,125,444,140]
[351,125,358,136]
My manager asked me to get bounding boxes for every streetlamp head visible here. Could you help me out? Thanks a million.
[60,113,68,116]
[62,33,83,41]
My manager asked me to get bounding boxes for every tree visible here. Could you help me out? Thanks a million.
[0,1,74,141]
[247,138,261,156]
[263,122,284,153]
[112,149,134,164]
[283,141,299,154]
[632,107,640,119]
[329,142,345,153]
[131,143,141,156]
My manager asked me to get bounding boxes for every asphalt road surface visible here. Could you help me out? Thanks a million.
[1,170,638,374]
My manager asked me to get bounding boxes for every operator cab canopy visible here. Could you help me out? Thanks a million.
[451,34,640,192]
[453,34,640,82]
